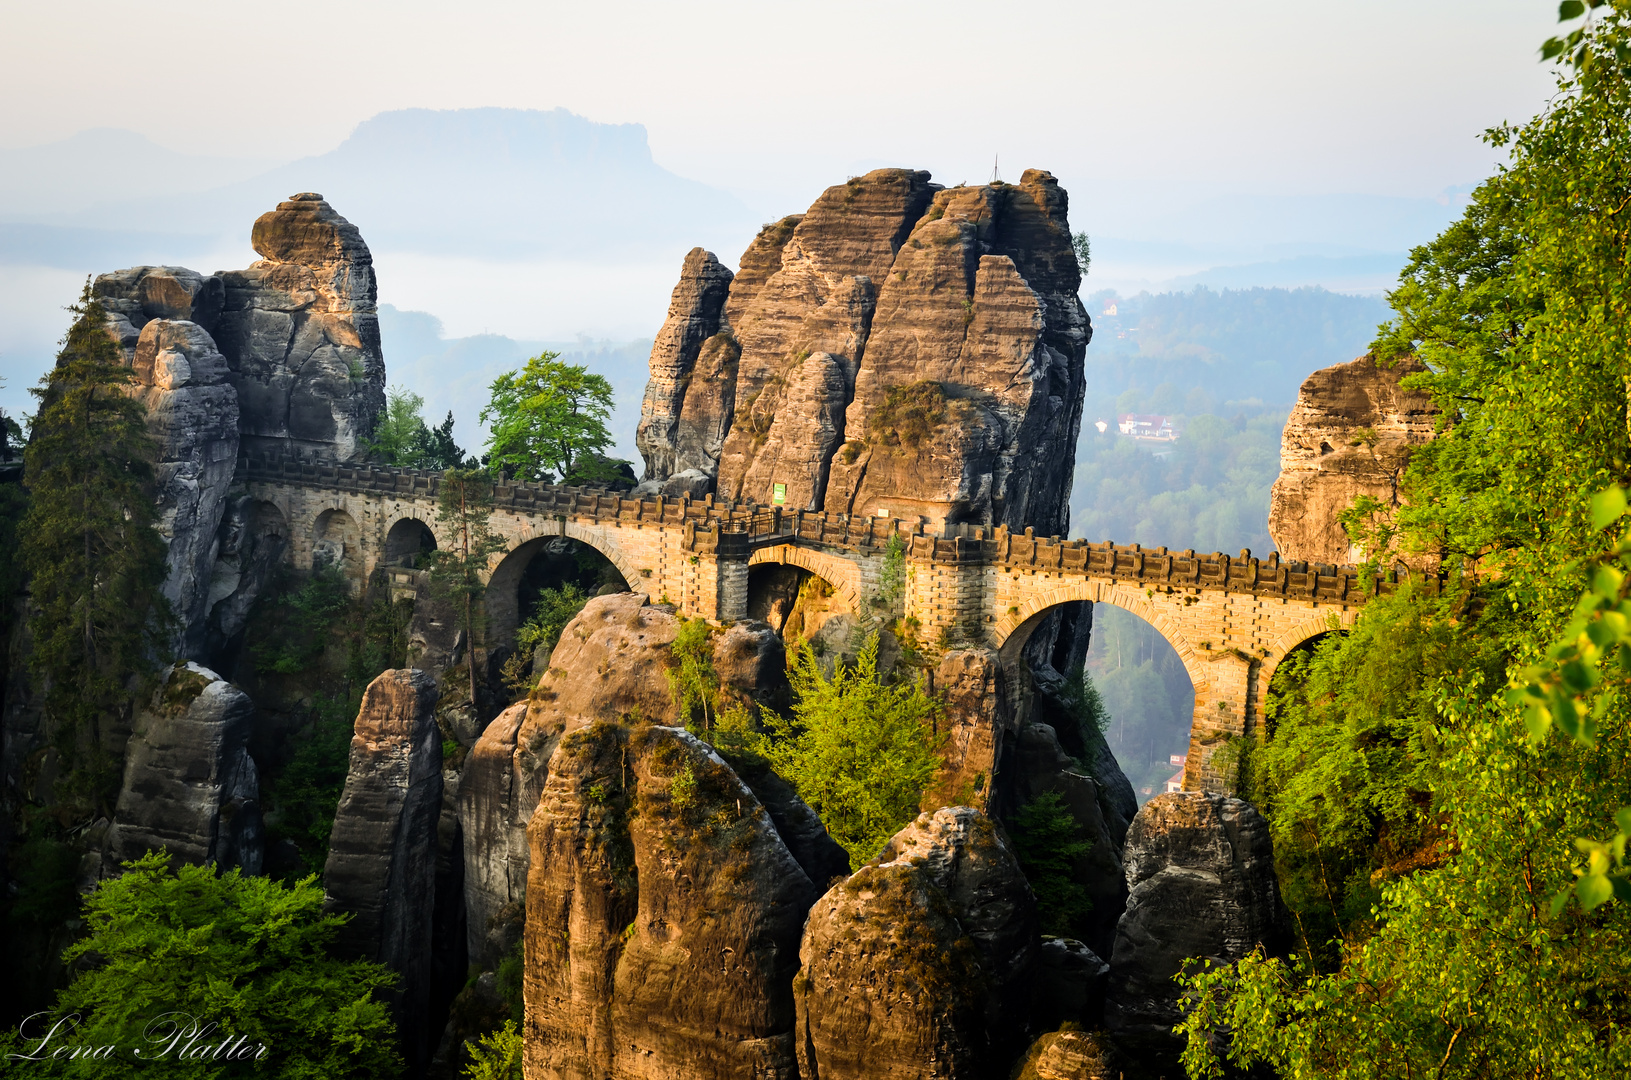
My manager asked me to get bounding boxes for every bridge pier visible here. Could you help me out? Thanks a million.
[1183,649,1258,794]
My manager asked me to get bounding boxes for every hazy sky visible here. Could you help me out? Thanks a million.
[1,0,1561,215]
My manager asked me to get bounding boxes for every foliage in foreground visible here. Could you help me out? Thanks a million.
[757,633,944,867]
[20,284,171,807]
[0,852,401,1078]
[1179,9,1631,1075]
[461,1021,522,1080]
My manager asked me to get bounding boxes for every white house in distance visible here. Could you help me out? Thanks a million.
[1117,413,1180,442]
[1164,754,1187,794]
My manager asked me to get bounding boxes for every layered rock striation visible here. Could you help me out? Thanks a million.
[523,722,821,1080]
[128,320,240,657]
[95,193,384,465]
[110,662,263,874]
[793,807,1039,1080]
[459,594,818,963]
[323,669,444,1069]
[1106,792,1290,1062]
[635,167,1089,533]
[1268,353,1438,565]
[91,194,385,658]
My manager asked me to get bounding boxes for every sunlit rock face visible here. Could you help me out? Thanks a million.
[792,806,1040,1080]
[635,167,1090,534]
[1268,353,1438,566]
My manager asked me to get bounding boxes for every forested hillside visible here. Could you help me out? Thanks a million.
[1179,7,1631,1075]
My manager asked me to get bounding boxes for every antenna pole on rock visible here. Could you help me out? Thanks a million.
[991,155,1001,184]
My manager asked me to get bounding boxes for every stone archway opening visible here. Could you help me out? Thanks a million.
[1260,629,1341,741]
[486,535,630,652]
[747,563,850,646]
[1002,598,1198,805]
[1083,603,1197,806]
[384,517,437,568]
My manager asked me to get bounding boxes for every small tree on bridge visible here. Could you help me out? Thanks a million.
[432,468,507,707]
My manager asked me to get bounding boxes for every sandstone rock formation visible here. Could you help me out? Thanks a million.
[96,194,385,465]
[794,806,1039,1080]
[922,648,1016,811]
[1105,792,1290,1062]
[128,319,240,657]
[459,594,810,962]
[1036,937,1110,1031]
[215,193,386,461]
[110,662,263,874]
[1268,353,1438,565]
[1013,1029,1117,1080]
[92,195,385,657]
[635,167,1089,533]
[95,266,224,359]
[523,722,820,1080]
[323,668,444,1070]
[635,248,734,482]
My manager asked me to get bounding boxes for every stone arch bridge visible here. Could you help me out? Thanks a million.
[240,454,1433,792]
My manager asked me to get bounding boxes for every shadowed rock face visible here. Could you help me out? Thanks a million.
[635,167,1089,534]
[323,669,443,1071]
[523,722,819,1080]
[96,194,385,465]
[1268,353,1438,565]
[459,595,818,964]
[636,248,735,481]
[215,193,385,461]
[128,320,240,657]
[793,807,1040,1080]
[110,662,262,875]
[1106,792,1290,1064]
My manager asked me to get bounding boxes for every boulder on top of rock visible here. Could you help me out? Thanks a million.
[1106,792,1290,1064]
[523,721,820,1080]
[94,265,224,359]
[794,806,1040,1080]
[110,662,263,876]
[214,193,385,462]
[1013,1029,1118,1080]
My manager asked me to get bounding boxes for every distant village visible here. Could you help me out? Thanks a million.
[1099,413,1182,442]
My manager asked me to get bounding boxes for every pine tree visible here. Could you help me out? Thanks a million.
[20,283,170,804]
[431,468,507,707]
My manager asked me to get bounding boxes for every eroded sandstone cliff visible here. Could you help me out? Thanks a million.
[635,167,1089,534]
[1268,353,1438,565]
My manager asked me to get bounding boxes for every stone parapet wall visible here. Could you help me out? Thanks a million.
[241,452,1404,795]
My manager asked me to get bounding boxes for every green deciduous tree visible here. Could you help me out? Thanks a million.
[1178,8,1631,1075]
[0,851,402,1078]
[366,386,470,471]
[758,634,944,867]
[480,355,615,483]
[432,469,508,706]
[20,284,171,806]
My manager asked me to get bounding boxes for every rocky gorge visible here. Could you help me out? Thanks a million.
[0,174,1409,1079]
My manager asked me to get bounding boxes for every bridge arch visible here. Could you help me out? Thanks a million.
[384,516,438,568]
[312,507,363,582]
[746,544,866,615]
[996,581,1211,709]
[484,525,638,648]
[1258,610,1350,690]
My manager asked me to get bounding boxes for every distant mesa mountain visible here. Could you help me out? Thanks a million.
[0,108,757,266]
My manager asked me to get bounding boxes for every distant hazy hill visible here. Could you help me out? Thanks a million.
[0,108,757,266]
